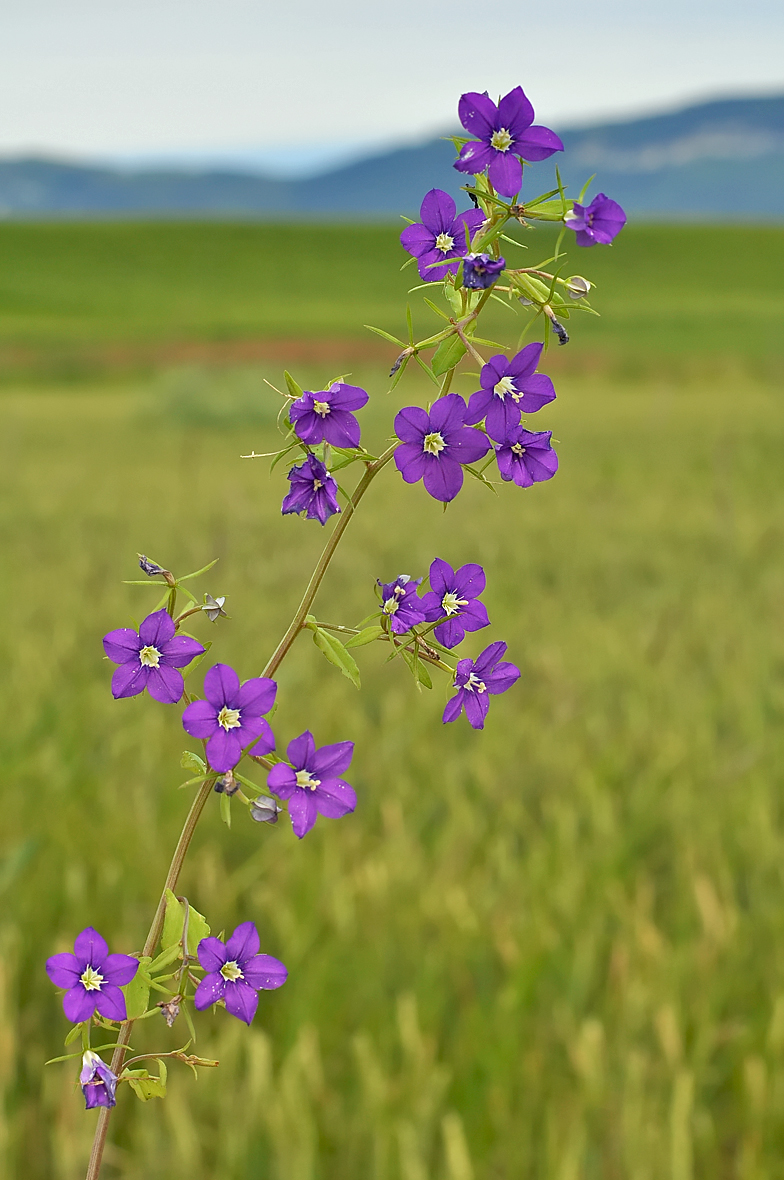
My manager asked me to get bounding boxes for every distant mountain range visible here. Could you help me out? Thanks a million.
[1,94,782,219]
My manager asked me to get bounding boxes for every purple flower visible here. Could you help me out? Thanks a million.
[379,574,428,634]
[46,927,139,1024]
[465,343,556,442]
[281,454,340,525]
[400,189,485,282]
[443,641,521,730]
[495,427,559,487]
[290,382,369,448]
[394,394,490,503]
[267,731,356,839]
[419,559,490,649]
[103,609,205,705]
[565,193,626,246]
[194,921,287,1025]
[454,87,564,196]
[80,1051,118,1110]
[462,253,506,290]
[182,664,276,773]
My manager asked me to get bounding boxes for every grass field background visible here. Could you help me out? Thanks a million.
[1,222,784,1179]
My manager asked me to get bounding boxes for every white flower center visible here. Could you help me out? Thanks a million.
[313,400,331,417]
[423,432,446,456]
[313,479,323,490]
[139,645,161,667]
[511,443,526,456]
[465,672,487,693]
[295,769,321,792]
[383,598,399,615]
[217,706,241,731]
[441,591,469,616]
[490,128,513,152]
[220,960,244,982]
[80,965,104,992]
[493,376,517,400]
[434,232,455,255]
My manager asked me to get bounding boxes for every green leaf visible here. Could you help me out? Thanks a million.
[364,324,405,347]
[122,971,151,1020]
[64,1022,84,1047]
[220,792,232,828]
[46,1050,85,1065]
[422,297,451,322]
[312,628,361,689]
[344,624,384,649]
[431,335,467,376]
[160,889,210,956]
[125,1062,167,1102]
[181,750,206,773]
[179,558,219,583]
[283,370,303,399]
[400,647,433,690]
[148,942,182,974]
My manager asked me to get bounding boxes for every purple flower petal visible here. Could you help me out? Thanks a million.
[236,677,277,714]
[46,953,81,989]
[429,393,467,435]
[182,698,218,739]
[101,954,139,986]
[517,372,556,413]
[194,972,226,1010]
[394,405,429,444]
[498,86,535,138]
[454,140,495,175]
[488,152,522,197]
[514,125,564,162]
[138,609,175,648]
[400,223,434,258]
[226,921,260,964]
[287,730,317,770]
[63,986,97,1023]
[311,740,354,778]
[145,664,184,704]
[288,791,319,839]
[459,598,490,631]
[442,692,465,724]
[102,628,142,664]
[474,640,508,674]
[434,617,466,649]
[224,980,259,1024]
[314,779,357,818]
[485,398,521,443]
[422,455,464,502]
[111,661,148,699]
[74,927,109,966]
[394,442,429,484]
[453,563,486,599]
[160,634,205,668]
[330,383,369,412]
[242,954,288,990]
[450,427,491,465]
[486,660,521,694]
[508,342,544,380]
[458,91,498,139]
[428,558,455,599]
[94,984,127,1022]
[420,188,456,233]
[203,663,241,708]
[322,409,361,449]
[267,763,296,799]
[197,937,228,973]
[237,716,275,757]
[206,727,242,773]
[463,690,491,729]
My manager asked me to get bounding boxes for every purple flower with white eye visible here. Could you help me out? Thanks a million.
[46,927,139,1024]
[281,454,340,525]
[290,382,369,448]
[103,610,205,705]
[80,1052,118,1110]
[379,574,428,634]
[400,189,485,282]
[394,394,490,503]
[495,427,558,487]
[565,193,626,246]
[462,253,506,290]
[454,87,564,197]
[194,922,287,1025]
[419,559,490,649]
[443,641,521,730]
[465,343,556,442]
[267,731,356,839]
[182,663,276,773]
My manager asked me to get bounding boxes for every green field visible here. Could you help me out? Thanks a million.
[2,223,784,1179]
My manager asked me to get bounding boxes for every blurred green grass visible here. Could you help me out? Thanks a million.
[2,222,784,1178]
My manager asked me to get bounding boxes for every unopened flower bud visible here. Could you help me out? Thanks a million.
[250,796,280,824]
[202,594,228,622]
[138,554,165,577]
[565,275,592,299]
[462,253,506,291]
[80,1051,117,1110]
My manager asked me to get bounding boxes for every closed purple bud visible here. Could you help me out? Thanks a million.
[80,1051,118,1109]
[463,254,506,290]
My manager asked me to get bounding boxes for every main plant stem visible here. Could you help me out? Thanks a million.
[85,442,397,1180]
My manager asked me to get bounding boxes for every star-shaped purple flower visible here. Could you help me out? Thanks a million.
[46,927,139,1023]
[462,253,506,290]
[80,1051,118,1109]
[182,663,276,773]
[495,427,558,487]
[419,559,490,649]
[394,394,490,503]
[565,193,627,246]
[379,574,428,634]
[103,609,205,705]
[281,454,340,525]
[290,382,369,448]
[267,731,356,839]
[194,921,287,1025]
[400,189,485,282]
[465,343,556,442]
[443,641,521,730]
[454,87,564,197]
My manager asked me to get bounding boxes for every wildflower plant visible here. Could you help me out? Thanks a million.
[45,82,625,1179]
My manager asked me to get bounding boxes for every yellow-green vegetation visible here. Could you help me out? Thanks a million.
[1,223,784,1178]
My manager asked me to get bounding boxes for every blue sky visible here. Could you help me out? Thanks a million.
[2,0,782,174]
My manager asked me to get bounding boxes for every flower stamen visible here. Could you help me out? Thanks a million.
[423,432,446,456]
[441,591,469,616]
[313,400,331,417]
[217,706,242,731]
[80,965,104,992]
[434,232,455,255]
[220,960,244,982]
[139,645,161,667]
[465,672,487,693]
[295,769,321,792]
[493,376,517,400]
[490,128,513,152]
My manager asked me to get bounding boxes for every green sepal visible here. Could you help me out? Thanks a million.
[344,625,384,649]
[525,200,572,221]
[220,792,232,828]
[283,370,304,399]
[181,750,207,773]
[148,943,182,974]
[312,627,361,689]
[431,335,467,376]
[160,889,210,957]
